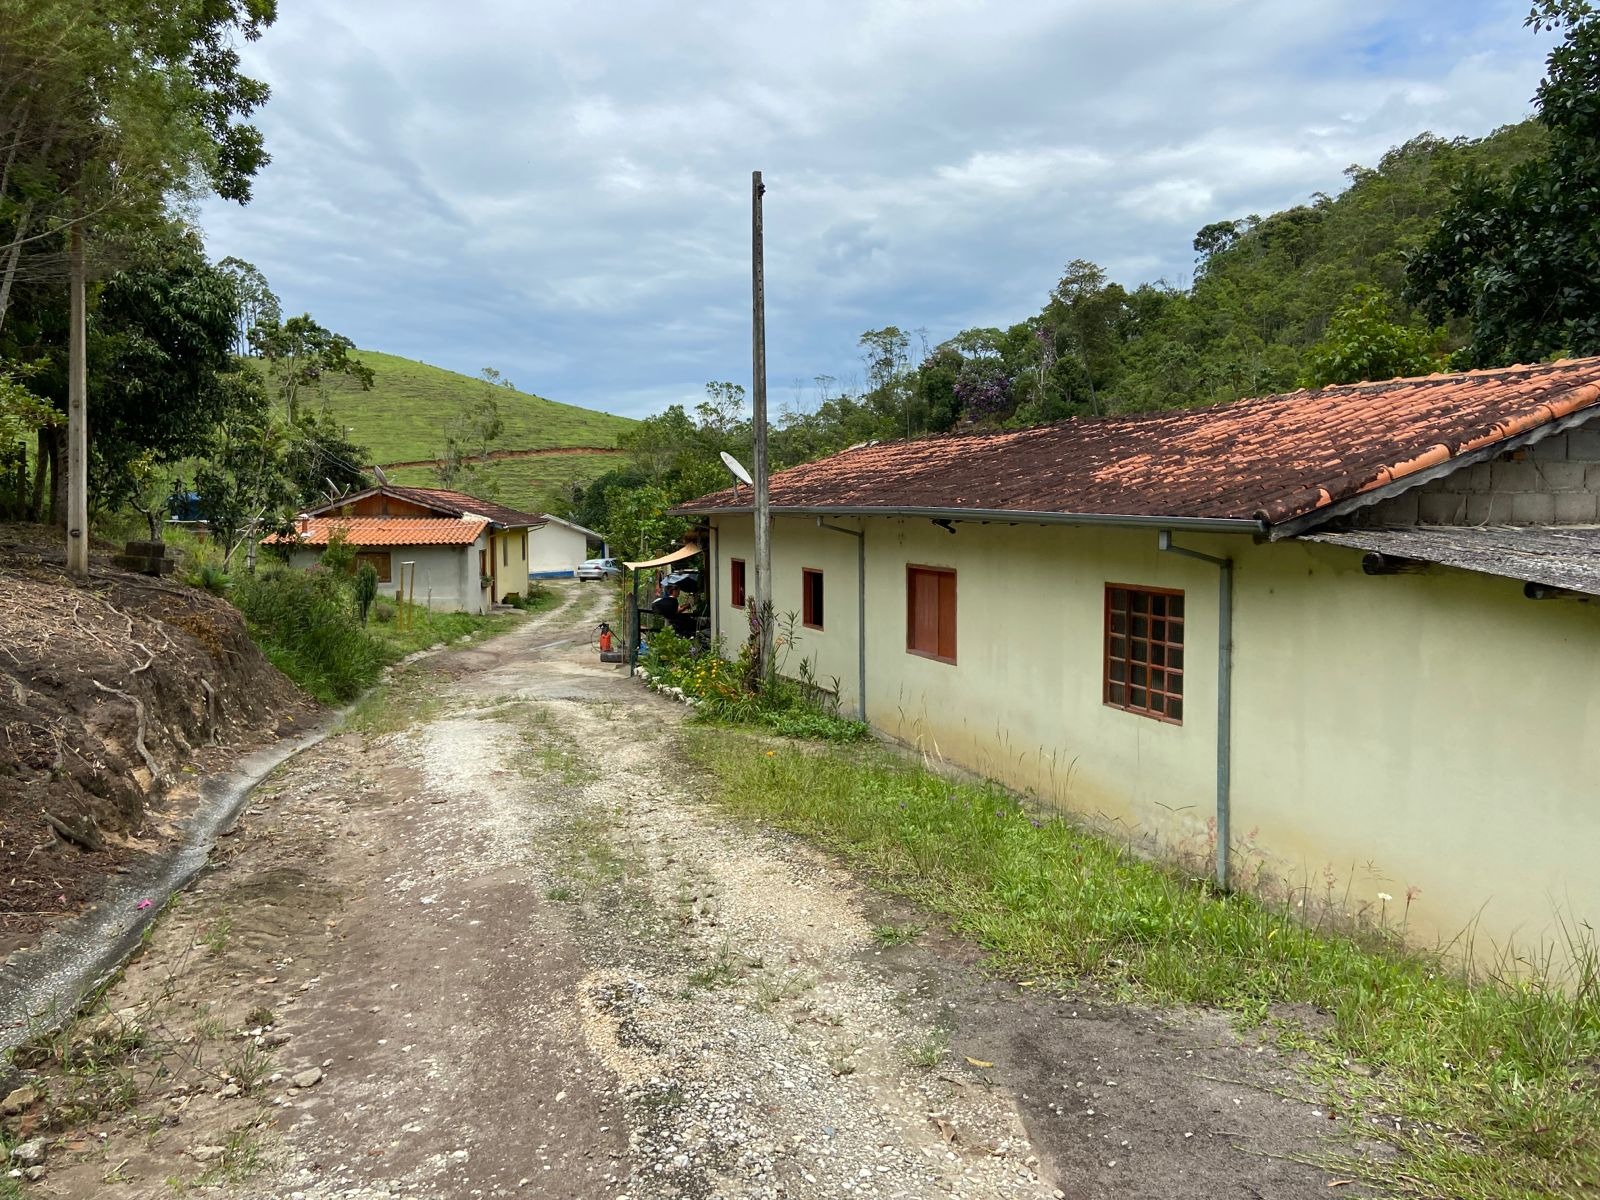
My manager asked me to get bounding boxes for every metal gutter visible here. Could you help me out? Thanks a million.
[817,518,867,721]
[1157,531,1235,893]
[674,504,1266,536]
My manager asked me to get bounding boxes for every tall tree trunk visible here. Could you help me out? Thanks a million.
[0,197,34,336]
[66,220,88,575]
[46,424,66,525]
[30,425,50,522]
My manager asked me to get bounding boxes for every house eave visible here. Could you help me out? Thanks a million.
[1268,403,1600,540]
[675,503,1268,536]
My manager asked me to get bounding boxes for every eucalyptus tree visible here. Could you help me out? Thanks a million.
[0,0,277,572]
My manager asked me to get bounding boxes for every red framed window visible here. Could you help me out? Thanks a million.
[906,565,956,664]
[802,568,824,629]
[1104,584,1184,723]
[730,558,746,608]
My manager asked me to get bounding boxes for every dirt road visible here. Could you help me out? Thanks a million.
[16,583,1363,1199]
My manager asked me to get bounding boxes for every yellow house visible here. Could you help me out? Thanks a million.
[677,359,1600,959]
[278,485,542,611]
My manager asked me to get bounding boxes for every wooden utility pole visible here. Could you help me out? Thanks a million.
[751,170,773,683]
[66,222,88,579]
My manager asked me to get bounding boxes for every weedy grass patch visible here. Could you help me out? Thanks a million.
[688,734,1600,1200]
[641,626,869,744]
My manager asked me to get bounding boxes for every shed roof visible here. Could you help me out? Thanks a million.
[1301,525,1600,598]
[272,517,489,548]
[674,358,1600,533]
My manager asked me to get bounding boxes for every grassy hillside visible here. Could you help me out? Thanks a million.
[307,350,634,513]
[385,452,619,514]
[315,350,634,466]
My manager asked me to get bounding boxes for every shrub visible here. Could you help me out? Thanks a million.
[641,627,867,742]
[230,567,387,702]
[370,596,397,624]
[355,562,379,624]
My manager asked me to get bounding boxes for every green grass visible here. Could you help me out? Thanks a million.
[688,734,1600,1200]
[368,606,522,658]
[385,451,626,518]
[312,350,634,465]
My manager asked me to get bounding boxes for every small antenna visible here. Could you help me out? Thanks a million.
[720,451,753,489]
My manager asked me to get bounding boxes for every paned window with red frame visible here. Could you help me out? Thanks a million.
[802,568,824,629]
[730,558,746,608]
[1104,585,1183,722]
[906,565,956,664]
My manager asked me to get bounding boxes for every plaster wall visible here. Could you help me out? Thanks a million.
[289,538,488,613]
[710,514,1600,957]
[490,529,529,603]
[529,522,591,576]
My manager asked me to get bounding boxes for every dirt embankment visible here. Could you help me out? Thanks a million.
[0,525,314,956]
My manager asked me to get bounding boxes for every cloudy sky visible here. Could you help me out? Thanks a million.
[198,0,1554,421]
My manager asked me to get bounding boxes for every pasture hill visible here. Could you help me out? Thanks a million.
[315,351,635,512]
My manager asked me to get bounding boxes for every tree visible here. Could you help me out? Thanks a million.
[601,483,682,560]
[1406,1,1600,364]
[217,256,280,355]
[1,0,278,572]
[433,367,508,492]
[252,314,374,422]
[858,327,913,436]
[1299,285,1443,387]
[88,226,243,510]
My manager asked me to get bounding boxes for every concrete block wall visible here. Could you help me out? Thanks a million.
[1357,423,1600,527]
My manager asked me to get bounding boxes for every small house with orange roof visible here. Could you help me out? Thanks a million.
[675,359,1600,956]
[276,485,545,613]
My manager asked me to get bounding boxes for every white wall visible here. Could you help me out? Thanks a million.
[529,522,592,577]
[289,536,489,613]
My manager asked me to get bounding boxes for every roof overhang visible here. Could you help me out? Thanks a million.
[1301,525,1600,599]
[675,503,1266,536]
[1268,402,1600,540]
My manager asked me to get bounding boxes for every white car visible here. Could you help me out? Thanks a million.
[576,557,622,581]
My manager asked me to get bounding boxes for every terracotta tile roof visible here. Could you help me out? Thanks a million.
[270,517,489,548]
[675,358,1600,531]
[302,485,544,529]
[380,486,544,529]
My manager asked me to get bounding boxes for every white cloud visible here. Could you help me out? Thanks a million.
[199,0,1552,420]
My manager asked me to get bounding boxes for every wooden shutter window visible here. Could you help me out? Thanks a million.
[906,565,956,664]
[1104,584,1184,723]
[354,551,392,583]
[731,558,746,608]
[802,568,824,629]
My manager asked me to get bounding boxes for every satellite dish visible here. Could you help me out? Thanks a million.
[720,451,753,488]
[373,464,389,485]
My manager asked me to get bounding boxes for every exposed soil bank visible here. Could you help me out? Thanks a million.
[0,524,315,958]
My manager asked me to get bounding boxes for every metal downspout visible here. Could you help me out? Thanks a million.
[818,518,867,722]
[708,523,720,646]
[1157,531,1234,892]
